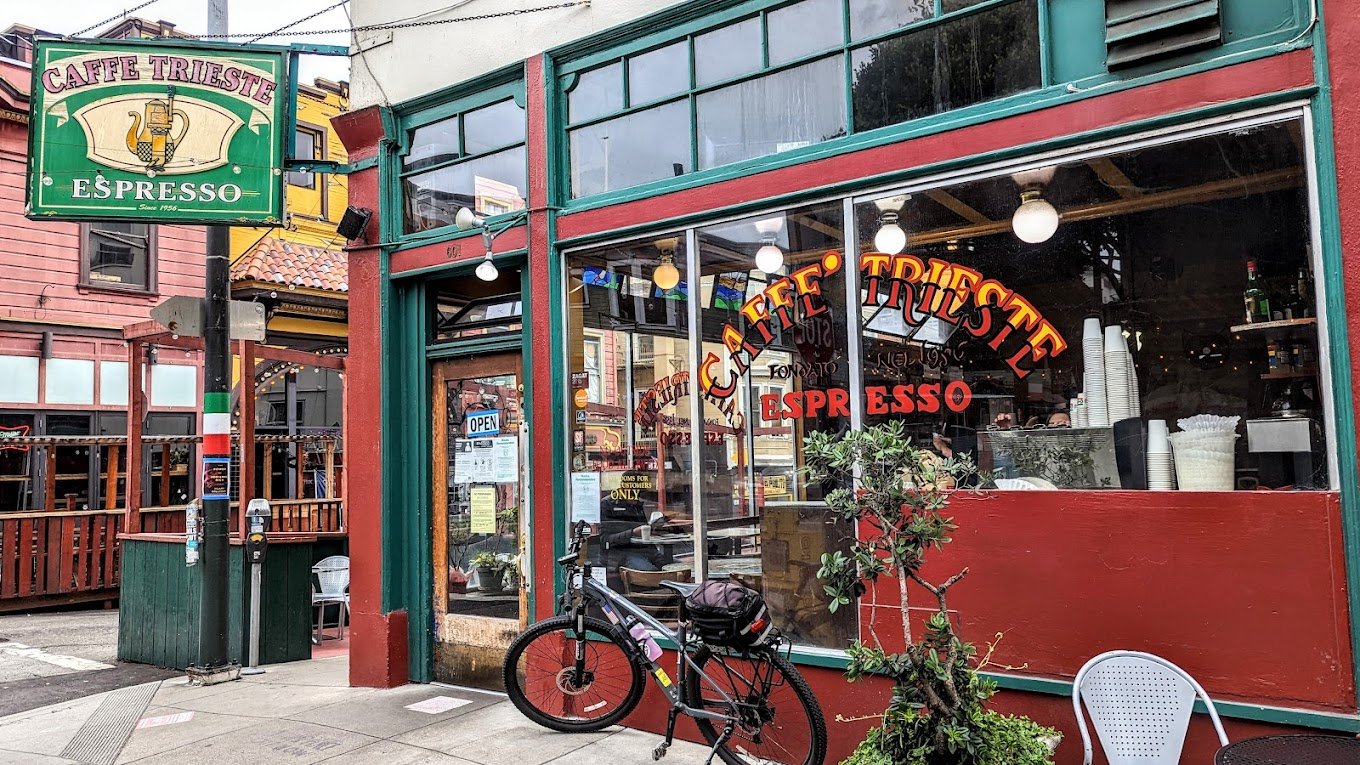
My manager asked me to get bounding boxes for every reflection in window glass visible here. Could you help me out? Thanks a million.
[570,100,690,198]
[852,0,1041,131]
[853,119,1327,491]
[695,18,761,87]
[697,56,846,170]
[767,0,844,66]
[405,119,459,171]
[629,42,689,105]
[569,62,623,123]
[566,236,693,622]
[942,0,989,10]
[463,99,526,155]
[849,0,934,41]
[403,146,527,232]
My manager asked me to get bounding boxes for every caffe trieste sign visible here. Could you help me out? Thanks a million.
[27,39,286,224]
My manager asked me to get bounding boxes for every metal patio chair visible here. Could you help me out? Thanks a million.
[311,555,349,643]
[1073,650,1229,765]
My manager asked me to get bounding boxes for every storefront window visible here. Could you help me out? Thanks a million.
[401,97,527,234]
[566,206,858,648]
[853,117,1327,490]
[569,101,690,197]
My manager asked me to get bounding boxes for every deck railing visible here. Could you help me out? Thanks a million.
[0,509,123,611]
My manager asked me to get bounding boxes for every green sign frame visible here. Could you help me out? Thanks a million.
[26,38,288,225]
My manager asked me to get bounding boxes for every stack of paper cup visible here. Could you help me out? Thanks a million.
[1146,419,1174,490]
[1104,326,1132,422]
[1083,319,1108,426]
[1126,350,1141,417]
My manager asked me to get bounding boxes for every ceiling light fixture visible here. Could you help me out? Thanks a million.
[753,217,785,274]
[872,195,909,255]
[652,237,681,290]
[1010,167,1060,244]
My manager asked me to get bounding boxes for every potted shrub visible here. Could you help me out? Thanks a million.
[502,554,521,590]
[804,422,1059,765]
[470,551,505,595]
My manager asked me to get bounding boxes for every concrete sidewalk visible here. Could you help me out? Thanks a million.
[0,656,714,765]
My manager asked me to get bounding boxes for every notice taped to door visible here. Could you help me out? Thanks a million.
[469,486,496,534]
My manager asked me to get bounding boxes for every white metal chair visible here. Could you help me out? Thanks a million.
[311,555,349,643]
[1073,650,1229,765]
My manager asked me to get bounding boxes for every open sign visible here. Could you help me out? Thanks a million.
[465,410,501,438]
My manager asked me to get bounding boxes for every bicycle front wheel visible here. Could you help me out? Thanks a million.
[503,614,645,733]
[685,645,827,765]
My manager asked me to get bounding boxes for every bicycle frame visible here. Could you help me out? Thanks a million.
[566,569,744,725]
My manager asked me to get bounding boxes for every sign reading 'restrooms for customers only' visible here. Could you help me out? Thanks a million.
[25,38,287,225]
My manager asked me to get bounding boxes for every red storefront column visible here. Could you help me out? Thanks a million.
[1325,2,1360,451]
[333,105,409,688]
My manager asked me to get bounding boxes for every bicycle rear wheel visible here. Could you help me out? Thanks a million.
[685,645,827,765]
[503,614,645,733]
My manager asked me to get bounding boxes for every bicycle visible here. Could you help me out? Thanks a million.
[503,521,827,765]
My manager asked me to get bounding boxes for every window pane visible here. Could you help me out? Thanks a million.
[405,118,459,172]
[403,146,527,233]
[569,62,623,123]
[570,100,690,198]
[286,129,317,187]
[629,41,689,106]
[464,99,526,155]
[768,0,844,66]
[695,202,857,648]
[849,0,934,41]
[566,235,693,620]
[942,0,989,10]
[88,222,149,289]
[695,18,761,87]
[852,0,1041,131]
[0,413,33,511]
[45,358,94,405]
[697,56,846,170]
[852,119,1326,491]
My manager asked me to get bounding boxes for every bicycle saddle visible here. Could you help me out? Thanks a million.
[659,580,698,597]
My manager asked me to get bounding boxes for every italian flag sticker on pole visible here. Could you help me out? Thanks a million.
[202,392,231,500]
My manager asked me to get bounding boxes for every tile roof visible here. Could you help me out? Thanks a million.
[231,236,348,293]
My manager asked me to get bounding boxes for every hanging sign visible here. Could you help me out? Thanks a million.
[26,39,287,225]
[465,410,501,438]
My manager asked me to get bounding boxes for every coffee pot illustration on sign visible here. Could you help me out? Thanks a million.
[125,89,190,171]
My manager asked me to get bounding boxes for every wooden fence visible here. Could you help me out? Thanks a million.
[0,509,123,612]
[135,499,345,536]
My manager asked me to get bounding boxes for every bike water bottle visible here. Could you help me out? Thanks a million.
[628,621,663,662]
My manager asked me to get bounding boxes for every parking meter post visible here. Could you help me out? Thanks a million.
[241,499,270,676]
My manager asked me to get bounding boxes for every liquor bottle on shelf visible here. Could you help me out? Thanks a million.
[1267,339,1286,373]
[1285,283,1306,321]
[1244,260,1270,323]
[1296,267,1313,318]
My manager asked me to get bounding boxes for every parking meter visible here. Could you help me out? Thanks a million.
[242,499,270,675]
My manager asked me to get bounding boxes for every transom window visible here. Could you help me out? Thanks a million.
[401,94,528,235]
[562,0,1042,199]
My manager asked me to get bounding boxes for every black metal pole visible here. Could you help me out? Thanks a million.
[198,225,233,675]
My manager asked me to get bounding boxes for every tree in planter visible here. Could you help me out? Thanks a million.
[803,422,1058,765]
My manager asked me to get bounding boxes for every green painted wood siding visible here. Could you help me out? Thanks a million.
[117,539,315,669]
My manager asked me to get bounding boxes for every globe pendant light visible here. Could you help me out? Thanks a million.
[652,237,681,290]
[1009,166,1059,244]
[872,195,909,254]
[753,217,785,274]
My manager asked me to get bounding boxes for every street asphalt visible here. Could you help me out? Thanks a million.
[0,655,718,765]
[0,609,177,718]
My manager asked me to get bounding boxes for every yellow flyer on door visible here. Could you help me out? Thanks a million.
[470,486,497,534]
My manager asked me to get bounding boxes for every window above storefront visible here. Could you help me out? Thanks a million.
[560,0,1044,200]
[399,81,528,237]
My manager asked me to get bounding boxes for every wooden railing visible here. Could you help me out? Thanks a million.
[135,498,345,536]
[0,509,123,611]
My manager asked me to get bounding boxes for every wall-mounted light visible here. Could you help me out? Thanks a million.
[1010,167,1060,244]
[754,217,785,274]
[475,229,499,281]
[454,207,485,230]
[652,237,681,290]
[872,195,909,254]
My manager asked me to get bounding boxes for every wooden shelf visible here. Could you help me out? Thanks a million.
[1260,368,1319,380]
[1231,317,1318,333]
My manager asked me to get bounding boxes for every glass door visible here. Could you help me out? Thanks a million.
[431,353,525,687]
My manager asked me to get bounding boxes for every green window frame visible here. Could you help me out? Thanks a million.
[396,79,529,239]
[558,0,1049,201]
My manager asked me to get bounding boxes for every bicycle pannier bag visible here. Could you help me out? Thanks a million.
[684,579,773,649]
